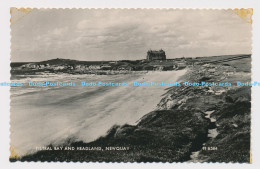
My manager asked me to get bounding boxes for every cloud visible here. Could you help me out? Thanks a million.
[51,27,69,36]
[11,9,252,62]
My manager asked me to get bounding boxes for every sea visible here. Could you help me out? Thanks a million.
[10,70,186,156]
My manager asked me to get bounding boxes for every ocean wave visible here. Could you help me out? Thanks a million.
[10,70,186,156]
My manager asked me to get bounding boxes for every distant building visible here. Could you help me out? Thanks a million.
[173,62,186,70]
[89,65,101,70]
[53,65,65,70]
[147,49,166,61]
[154,65,164,71]
[21,63,36,69]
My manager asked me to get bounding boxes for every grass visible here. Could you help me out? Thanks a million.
[10,55,251,162]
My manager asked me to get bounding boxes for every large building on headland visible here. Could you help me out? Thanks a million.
[147,49,166,61]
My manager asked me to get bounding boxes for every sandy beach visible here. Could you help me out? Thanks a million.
[10,70,186,156]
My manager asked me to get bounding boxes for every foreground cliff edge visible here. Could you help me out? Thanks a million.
[10,56,251,163]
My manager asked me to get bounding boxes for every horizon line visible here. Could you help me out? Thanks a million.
[11,53,252,63]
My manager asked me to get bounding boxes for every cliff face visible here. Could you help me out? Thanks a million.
[12,57,251,162]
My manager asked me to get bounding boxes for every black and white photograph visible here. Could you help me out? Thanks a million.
[8,8,252,163]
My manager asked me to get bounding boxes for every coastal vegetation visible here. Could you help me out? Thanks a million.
[10,55,251,162]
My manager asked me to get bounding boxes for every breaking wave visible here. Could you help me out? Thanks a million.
[10,70,186,155]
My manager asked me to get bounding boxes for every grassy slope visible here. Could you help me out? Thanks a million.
[18,109,209,162]
[11,56,251,162]
[196,57,251,162]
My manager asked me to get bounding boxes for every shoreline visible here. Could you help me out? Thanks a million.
[10,70,186,157]
[10,58,251,162]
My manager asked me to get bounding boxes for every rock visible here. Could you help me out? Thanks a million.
[225,95,235,103]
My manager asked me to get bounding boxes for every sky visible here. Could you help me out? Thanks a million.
[11,9,252,62]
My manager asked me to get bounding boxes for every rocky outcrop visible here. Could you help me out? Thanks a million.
[12,57,251,162]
